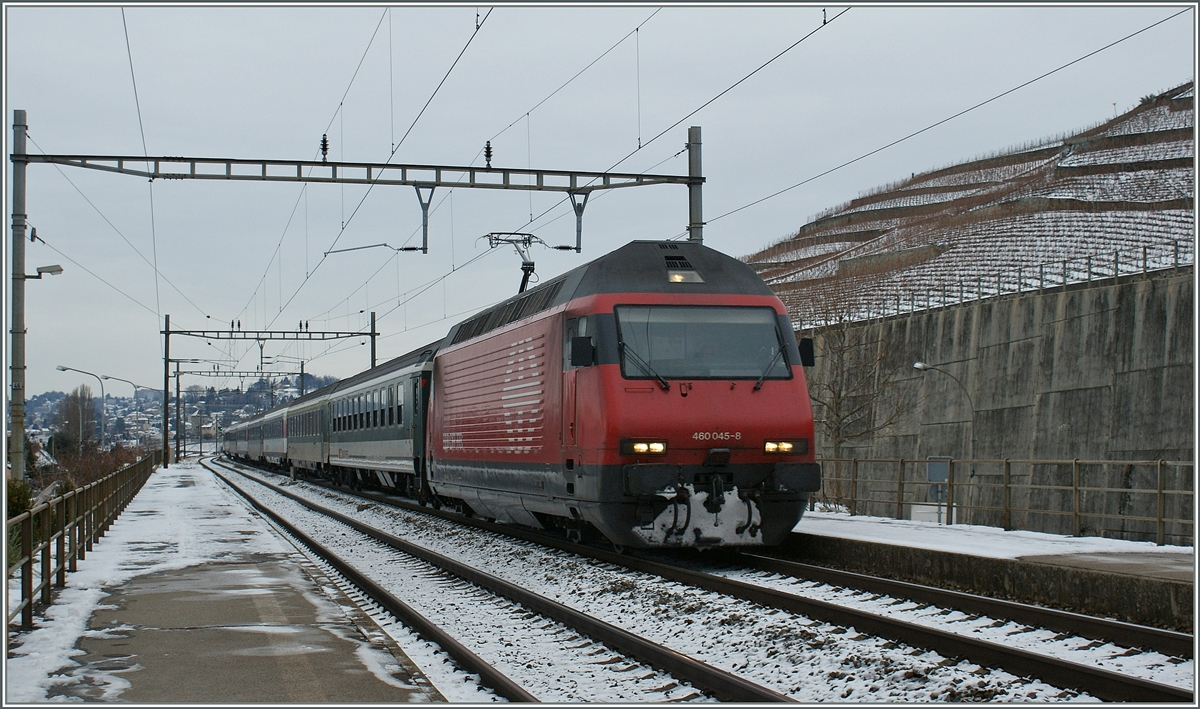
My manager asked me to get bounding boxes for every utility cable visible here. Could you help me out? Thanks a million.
[31,230,159,317]
[481,8,661,152]
[121,7,163,353]
[265,8,494,331]
[234,8,389,328]
[26,134,212,322]
[703,6,1193,230]
[516,7,850,237]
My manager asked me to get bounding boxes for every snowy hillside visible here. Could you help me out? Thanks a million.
[745,83,1195,326]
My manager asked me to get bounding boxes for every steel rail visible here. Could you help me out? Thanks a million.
[221,458,1193,702]
[730,550,1195,660]
[211,458,790,703]
[202,460,536,703]
[280,465,1190,705]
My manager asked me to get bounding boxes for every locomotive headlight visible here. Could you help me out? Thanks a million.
[764,439,807,454]
[622,439,668,455]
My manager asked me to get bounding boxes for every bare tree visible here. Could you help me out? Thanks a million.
[53,385,96,453]
[796,274,916,504]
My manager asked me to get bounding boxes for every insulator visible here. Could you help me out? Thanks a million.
[320,134,330,162]
[484,141,493,168]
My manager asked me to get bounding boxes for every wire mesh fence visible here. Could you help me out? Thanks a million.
[813,456,1193,546]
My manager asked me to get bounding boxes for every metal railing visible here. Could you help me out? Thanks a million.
[813,456,1194,546]
[803,239,1194,327]
[6,451,161,631]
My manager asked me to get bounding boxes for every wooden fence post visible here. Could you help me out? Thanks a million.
[849,459,859,516]
[1080,460,1089,537]
[896,459,906,520]
[1156,460,1167,546]
[56,497,67,587]
[40,507,52,606]
[21,514,33,630]
[68,491,78,571]
[1002,459,1011,530]
[947,459,955,526]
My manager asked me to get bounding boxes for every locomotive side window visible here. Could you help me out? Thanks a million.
[614,305,792,380]
[564,316,595,369]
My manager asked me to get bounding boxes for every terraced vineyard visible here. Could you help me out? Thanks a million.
[745,82,1194,324]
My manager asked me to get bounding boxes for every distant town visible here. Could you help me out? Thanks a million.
[23,374,338,470]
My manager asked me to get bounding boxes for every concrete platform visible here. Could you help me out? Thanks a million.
[42,553,444,703]
[782,517,1194,632]
[6,461,452,703]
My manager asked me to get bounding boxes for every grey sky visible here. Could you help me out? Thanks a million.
[5,3,1194,399]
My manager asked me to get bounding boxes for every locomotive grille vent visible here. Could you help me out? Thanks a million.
[664,255,694,269]
[452,278,565,345]
[658,243,679,250]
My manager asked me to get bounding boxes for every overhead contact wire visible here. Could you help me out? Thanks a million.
[518,7,850,235]
[269,8,494,331]
[121,7,164,354]
[704,7,1192,229]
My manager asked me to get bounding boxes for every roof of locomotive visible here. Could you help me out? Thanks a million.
[445,240,775,345]
[567,240,776,299]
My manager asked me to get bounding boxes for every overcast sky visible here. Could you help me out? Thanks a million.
[5,3,1195,400]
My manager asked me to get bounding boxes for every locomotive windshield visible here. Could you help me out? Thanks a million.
[614,305,792,380]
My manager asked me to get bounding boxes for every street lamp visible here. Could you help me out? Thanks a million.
[56,365,105,449]
[914,361,977,522]
[102,375,155,445]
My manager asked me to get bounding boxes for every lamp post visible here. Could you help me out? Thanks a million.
[914,361,977,522]
[102,375,155,447]
[56,365,105,449]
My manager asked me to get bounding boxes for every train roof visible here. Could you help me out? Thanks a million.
[324,339,440,396]
[286,379,341,409]
[447,240,775,345]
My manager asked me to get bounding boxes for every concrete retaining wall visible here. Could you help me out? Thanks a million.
[804,267,1194,543]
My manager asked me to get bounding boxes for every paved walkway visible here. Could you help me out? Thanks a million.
[6,460,444,703]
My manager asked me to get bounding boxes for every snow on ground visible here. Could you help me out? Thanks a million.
[797,509,1194,560]
[4,460,480,703]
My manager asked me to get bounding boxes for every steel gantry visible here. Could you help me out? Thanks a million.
[9,105,705,479]
[21,127,705,253]
[161,313,377,467]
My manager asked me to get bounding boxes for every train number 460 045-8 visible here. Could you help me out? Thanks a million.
[692,431,741,441]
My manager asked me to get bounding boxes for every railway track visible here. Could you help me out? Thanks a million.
[205,458,788,702]
[215,457,1193,702]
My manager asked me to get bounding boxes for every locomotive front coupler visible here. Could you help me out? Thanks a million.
[666,487,692,537]
[736,486,764,537]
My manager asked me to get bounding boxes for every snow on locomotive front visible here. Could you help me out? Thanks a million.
[428,240,820,548]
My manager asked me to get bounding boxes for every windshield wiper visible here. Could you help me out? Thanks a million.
[753,348,785,391]
[618,341,670,391]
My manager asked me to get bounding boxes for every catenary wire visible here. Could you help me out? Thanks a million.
[262,8,495,333]
[696,6,1195,232]
[517,7,850,237]
[120,8,164,353]
[25,134,212,323]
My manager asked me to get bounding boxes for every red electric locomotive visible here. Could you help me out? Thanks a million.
[426,240,819,548]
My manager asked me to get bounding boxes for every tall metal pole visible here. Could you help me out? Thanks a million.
[163,314,170,468]
[687,125,703,244]
[300,360,305,397]
[370,311,377,369]
[10,110,28,479]
[174,362,182,463]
